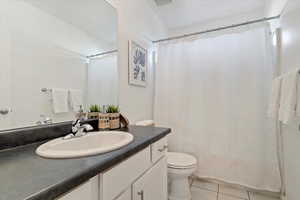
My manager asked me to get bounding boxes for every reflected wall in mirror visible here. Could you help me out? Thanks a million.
[0,0,118,130]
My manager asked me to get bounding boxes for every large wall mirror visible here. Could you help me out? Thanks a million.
[0,0,118,130]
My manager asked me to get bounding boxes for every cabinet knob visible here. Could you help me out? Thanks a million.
[158,145,168,152]
[138,190,144,200]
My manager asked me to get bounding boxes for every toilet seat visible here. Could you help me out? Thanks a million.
[167,152,197,169]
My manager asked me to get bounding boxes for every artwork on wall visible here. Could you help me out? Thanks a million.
[128,40,147,87]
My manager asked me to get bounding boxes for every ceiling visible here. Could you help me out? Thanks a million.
[152,0,267,31]
[22,0,117,50]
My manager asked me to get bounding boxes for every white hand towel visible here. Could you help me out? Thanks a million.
[135,120,155,126]
[268,77,282,118]
[51,88,69,114]
[279,70,298,124]
[69,89,83,112]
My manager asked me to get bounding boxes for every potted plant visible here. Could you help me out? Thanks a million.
[106,105,120,129]
[87,104,101,119]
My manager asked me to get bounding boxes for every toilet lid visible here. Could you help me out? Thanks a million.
[167,152,197,169]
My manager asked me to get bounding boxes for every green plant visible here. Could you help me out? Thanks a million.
[89,104,101,112]
[106,105,119,113]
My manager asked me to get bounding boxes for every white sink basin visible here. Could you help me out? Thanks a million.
[36,131,134,158]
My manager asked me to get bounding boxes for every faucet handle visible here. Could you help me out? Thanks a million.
[72,119,81,126]
[72,119,81,134]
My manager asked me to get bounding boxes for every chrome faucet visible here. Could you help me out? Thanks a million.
[63,119,94,140]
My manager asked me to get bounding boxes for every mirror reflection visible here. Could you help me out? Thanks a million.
[0,0,118,130]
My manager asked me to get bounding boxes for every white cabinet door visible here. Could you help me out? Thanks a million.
[133,157,168,200]
[56,177,98,200]
[115,188,131,200]
[0,15,12,129]
[101,147,151,200]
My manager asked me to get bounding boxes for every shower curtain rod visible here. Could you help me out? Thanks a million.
[153,15,280,43]
[87,49,118,58]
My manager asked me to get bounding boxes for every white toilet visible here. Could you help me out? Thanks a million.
[167,152,197,200]
[135,120,197,200]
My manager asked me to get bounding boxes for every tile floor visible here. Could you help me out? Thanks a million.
[190,179,280,200]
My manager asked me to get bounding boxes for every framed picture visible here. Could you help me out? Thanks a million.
[128,40,147,87]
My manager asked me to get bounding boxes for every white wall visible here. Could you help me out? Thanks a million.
[275,0,300,199]
[0,16,12,129]
[116,0,168,123]
[105,0,119,9]
[169,10,264,38]
[266,0,289,17]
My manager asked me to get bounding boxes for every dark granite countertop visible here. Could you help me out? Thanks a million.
[0,126,171,200]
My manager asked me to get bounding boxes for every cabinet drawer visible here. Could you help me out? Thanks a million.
[151,137,168,163]
[101,147,151,200]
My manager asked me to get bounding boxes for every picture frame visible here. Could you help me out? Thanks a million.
[128,40,148,87]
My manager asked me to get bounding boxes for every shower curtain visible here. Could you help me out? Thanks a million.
[154,26,281,191]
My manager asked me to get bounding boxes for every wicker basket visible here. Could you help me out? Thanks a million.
[99,113,110,129]
[109,113,120,129]
[87,112,100,119]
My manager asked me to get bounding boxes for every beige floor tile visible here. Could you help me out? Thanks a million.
[191,186,218,200]
[218,194,248,200]
[249,192,280,200]
[192,179,219,192]
[219,185,249,199]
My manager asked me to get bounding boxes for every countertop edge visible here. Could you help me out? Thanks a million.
[25,128,171,200]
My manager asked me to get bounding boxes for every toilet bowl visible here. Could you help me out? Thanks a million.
[135,121,197,200]
[168,152,197,200]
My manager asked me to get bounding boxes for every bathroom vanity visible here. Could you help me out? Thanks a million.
[58,136,168,200]
[0,124,171,200]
